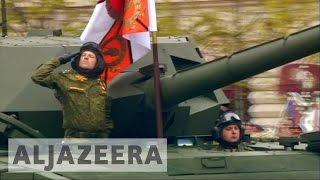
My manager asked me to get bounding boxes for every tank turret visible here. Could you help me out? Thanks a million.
[109,25,320,137]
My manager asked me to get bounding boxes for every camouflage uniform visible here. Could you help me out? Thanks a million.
[216,142,254,152]
[31,58,113,138]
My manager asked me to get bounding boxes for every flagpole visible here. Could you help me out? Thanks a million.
[152,31,164,138]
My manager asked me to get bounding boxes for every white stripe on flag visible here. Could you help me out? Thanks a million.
[80,1,115,43]
[123,32,151,61]
[148,0,157,31]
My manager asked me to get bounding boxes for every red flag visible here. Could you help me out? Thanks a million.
[81,0,157,83]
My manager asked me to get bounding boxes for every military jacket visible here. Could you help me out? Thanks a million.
[211,141,254,152]
[216,143,254,152]
[31,58,113,133]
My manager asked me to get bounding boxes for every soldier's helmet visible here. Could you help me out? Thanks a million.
[212,111,244,147]
[71,42,106,78]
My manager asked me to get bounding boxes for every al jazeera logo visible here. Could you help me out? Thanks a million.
[8,139,167,172]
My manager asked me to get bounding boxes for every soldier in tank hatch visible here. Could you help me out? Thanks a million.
[212,105,253,152]
[31,42,113,138]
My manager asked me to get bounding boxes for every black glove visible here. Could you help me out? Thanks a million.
[58,52,80,64]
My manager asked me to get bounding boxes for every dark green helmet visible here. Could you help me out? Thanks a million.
[212,111,244,148]
[71,42,105,78]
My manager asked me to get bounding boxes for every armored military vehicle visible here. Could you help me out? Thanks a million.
[0,22,319,179]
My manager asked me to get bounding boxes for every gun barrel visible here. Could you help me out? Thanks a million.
[160,25,320,108]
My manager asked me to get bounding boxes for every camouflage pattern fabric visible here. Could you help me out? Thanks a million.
[216,142,254,152]
[211,141,254,152]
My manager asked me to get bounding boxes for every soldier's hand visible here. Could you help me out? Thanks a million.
[59,52,80,64]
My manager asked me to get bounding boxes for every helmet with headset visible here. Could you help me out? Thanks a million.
[212,111,244,148]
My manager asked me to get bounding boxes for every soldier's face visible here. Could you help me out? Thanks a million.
[79,51,97,70]
[222,124,240,143]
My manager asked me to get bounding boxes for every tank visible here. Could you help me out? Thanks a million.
[0,25,319,179]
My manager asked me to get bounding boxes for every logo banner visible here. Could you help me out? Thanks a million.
[9,138,167,172]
